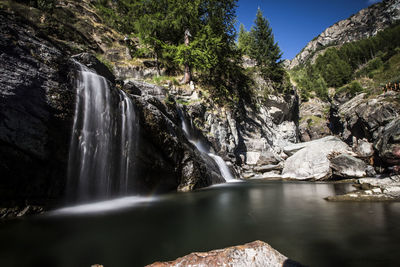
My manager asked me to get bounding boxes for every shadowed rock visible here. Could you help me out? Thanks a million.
[330,154,367,178]
[375,117,400,166]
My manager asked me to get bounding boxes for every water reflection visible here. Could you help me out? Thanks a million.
[51,196,158,215]
[0,181,399,267]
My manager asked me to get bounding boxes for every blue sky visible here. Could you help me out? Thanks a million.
[236,0,382,60]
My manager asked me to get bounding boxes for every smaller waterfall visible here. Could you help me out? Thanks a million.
[208,154,235,181]
[68,62,138,202]
[178,110,236,182]
[119,90,136,194]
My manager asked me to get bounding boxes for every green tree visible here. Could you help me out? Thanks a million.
[16,0,56,11]
[248,9,284,83]
[238,24,252,55]
[96,0,246,103]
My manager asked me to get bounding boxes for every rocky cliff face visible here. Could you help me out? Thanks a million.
[0,10,75,205]
[177,84,299,180]
[0,8,225,210]
[289,0,400,69]
[298,97,331,142]
[333,91,400,170]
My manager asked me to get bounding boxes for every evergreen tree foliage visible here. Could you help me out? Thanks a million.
[94,0,249,103]
[238,24,252,55]
[292,21,400,101]
[249,9,281,68]
[247,9,284,84]
[15,0,56,11]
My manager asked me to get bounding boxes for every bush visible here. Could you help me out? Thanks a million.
[356,57,384,78]
[37,0,55,11]
[293,22,400,100]
[15,0,56,11]
[336,81,364,97]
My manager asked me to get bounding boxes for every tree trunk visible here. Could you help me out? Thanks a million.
[182,29,191,84]
[155,53,161,76]
[183,64,191,84]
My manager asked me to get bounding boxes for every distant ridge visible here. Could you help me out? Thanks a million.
[289,0,400,69]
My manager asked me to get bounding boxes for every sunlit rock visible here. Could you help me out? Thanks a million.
[147,240,302,267]
[282,136,353,180]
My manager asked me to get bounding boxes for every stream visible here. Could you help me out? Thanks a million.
[1,181,400,267]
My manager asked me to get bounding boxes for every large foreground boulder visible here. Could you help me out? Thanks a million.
[282,136,365,180]
[147,240,303,267]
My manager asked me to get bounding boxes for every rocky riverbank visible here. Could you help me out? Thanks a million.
[326,175,400,202]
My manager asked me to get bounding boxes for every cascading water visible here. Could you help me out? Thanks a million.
[67,62,138,202]
[179,110,236,182]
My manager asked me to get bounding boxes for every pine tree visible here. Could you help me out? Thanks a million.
[238,24,252,55]
[248,9,283,82]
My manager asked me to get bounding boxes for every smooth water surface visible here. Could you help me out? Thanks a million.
[1,181,400,267]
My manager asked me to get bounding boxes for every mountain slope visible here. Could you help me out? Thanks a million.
[289,0,400,69]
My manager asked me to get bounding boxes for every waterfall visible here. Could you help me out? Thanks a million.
[67,62,138,201]
[179,110,236,182]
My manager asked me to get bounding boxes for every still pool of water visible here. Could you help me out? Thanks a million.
[1,181,400,267]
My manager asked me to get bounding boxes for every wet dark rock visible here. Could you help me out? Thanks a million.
[0,205,44,219]
[0,10,75,204]
[123,81,142,96]
[71,53,115,83]
[132,96,225,192]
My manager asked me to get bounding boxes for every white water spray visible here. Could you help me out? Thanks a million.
[67,62,138,201]
[179,111,236,182]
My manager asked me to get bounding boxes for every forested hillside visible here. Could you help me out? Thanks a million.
[9,0,292,105]
[291,22,400,101]
[95,1,292,102]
